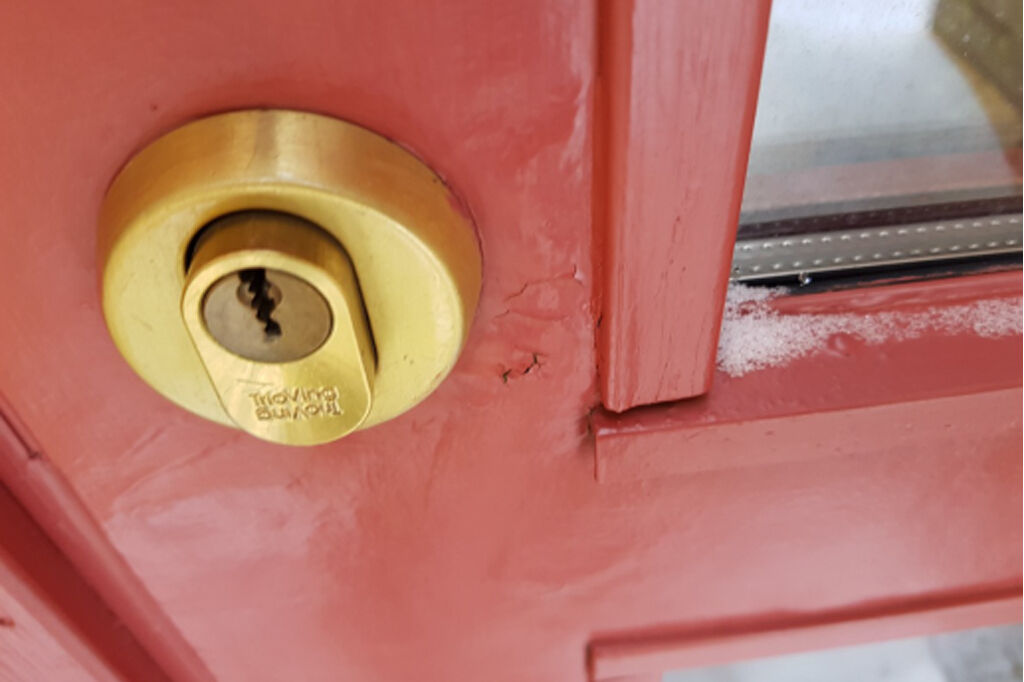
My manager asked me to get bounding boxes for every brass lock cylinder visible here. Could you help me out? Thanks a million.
[99,110,481,446]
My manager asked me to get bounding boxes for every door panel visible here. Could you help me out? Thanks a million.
[0,2,1019,682]
[1,2,600,681]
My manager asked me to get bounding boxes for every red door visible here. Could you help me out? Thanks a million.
[1,2,1020,681]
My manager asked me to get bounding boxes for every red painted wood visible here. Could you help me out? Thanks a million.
[590,591,1022,680]
[595,271,1023,481]
[589,271,1023,672]
[597,0,772,411]
[0,482,173,682]
[599,387,1020,482]
[0,3,600,680]
[0,3,1020,681]
[0,398,213,682]
[0,582,95,682]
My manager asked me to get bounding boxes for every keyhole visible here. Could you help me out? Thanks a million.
[202,267,332,363]
[237,269,282,339]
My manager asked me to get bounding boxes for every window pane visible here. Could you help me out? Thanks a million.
[663,624,1022,682]
[741,0,1022,223]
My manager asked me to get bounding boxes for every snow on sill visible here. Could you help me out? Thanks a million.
[716,282,1023,378]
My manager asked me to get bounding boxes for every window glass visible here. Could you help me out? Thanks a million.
[663,623,1022,682]
[741,0,1022,224]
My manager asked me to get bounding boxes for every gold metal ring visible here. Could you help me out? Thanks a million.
[99,110,481,438]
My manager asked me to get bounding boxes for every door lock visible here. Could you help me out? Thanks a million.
[181,211,375,444]
[99,110,480,446]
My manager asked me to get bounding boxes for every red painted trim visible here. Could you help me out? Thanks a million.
[594,271,1023,481]
[0,399,215,682]
[0,482,172,682]
[589,271,1022,676]
[597,387,1020,482]
[597,0,772,411]
[588,588,1022,680]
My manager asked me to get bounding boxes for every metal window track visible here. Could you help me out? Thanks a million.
[731,213,1022,282]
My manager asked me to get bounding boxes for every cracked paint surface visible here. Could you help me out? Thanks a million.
[0,3,609,681]
[0,3,1020,682]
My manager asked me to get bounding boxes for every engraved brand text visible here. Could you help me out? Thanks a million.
[249,386,344,421]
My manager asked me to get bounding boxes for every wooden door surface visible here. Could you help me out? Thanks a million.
[0,2,1019,681]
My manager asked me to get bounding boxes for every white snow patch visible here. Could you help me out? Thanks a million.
[716,283,1023,377]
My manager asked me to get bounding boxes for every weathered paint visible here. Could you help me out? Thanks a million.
[590,592,1022,679]
[597,0,772,410]
[0,2,1020,681]
[0,397,213,682]
[0,2,600,680]
[0,581,95,682]
[0,482,172,682]
[595,272,1023,480]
